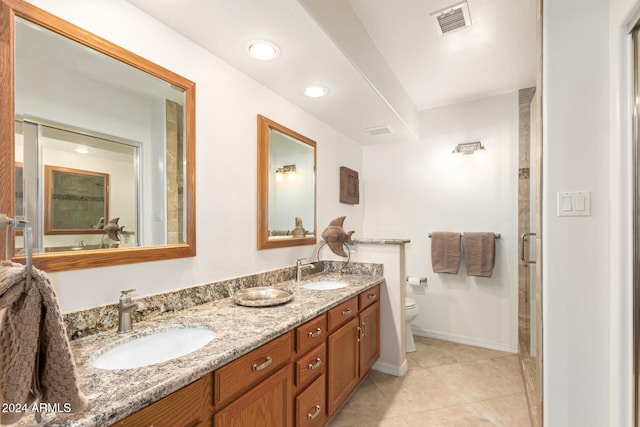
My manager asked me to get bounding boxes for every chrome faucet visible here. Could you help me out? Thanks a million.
[296,258,314,282]
[118,289,141,333]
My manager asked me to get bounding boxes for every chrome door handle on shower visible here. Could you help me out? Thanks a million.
[520,232,536,264]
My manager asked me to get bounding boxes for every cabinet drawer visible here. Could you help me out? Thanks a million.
[214,364,293,427]
[359,284,380,311]
[214,331,293,406]
[114,373,212,427]
[327,296,358,332]
[295,342,326,390]
[295,374,326,427]
[296,313,327,354]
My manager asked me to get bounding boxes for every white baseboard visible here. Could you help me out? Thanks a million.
[372,358,408,377]
[411,326,518,354]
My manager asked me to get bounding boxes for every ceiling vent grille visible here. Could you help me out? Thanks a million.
[432,1,472,35]
[364,125,393,136]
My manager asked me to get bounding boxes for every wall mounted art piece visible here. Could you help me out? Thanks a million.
[44,165,109,235]
[339,166,359,205]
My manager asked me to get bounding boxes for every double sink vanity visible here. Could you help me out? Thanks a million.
[31,270,383,427]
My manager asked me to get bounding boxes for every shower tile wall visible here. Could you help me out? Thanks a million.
[518,87,535,350]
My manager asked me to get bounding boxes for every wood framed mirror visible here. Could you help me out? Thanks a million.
[257,115,316,249]
[0,0,196,271]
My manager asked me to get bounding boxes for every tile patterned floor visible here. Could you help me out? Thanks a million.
[328,336,531,427]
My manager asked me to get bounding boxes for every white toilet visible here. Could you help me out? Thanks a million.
[405,297,419,352]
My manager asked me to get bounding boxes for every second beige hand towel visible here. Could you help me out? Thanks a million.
[463,232,496,277]
[431,232,461,274]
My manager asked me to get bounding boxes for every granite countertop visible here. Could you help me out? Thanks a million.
[353,238,410,245]
[22,272,383,427]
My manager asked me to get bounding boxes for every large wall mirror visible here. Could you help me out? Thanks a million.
[257,115,316,249]
[0,0,196,271]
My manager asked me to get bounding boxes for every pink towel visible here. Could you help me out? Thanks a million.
[430,232,461,274]
[462,232,496,277]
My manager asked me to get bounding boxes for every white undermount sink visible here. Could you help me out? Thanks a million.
[91,326,215,370]
[302,280,349,291]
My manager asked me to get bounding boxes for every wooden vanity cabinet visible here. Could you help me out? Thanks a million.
[214,331,293,407]
[293,313,328,426]
[358,284,381,377]
[294,374,326,427]
[213,331,294,426]
[327,285,381,417]
[214,364,293,427]
[113,285,381,427]
[113,373,213,427]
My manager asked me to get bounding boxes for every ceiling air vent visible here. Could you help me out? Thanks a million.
[364,125,393,136]
[432,1,472,35]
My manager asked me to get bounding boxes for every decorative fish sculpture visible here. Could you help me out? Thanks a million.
[93,217,105,230]
[321,216,355,257]
[291,216,307,237]
[103,217,125,242]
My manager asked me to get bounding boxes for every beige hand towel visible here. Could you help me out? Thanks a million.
[463,232,496,277]
[0,261,88,424]
[430,232,461,274]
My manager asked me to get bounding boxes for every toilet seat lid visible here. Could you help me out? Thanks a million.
[405,298,417,309]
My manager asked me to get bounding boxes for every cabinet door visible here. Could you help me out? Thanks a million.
[326,317,359,417]
[214,365,293,427]
[359,302,380,377]
[114,374,212,427]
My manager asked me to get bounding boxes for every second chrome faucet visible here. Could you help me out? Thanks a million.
[296,258,314,282]
[118,289,142,333]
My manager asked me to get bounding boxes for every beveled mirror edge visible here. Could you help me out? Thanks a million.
[257,114,317,250]
[0,0,197,271]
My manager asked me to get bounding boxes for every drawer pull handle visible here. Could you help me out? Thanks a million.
[342,307,352,317]
[308,358,322,370]
[308,328,322,338]
[307,405,321,420]
[252,356,272,372]
[362,322,367,338]
[368,293,377,300]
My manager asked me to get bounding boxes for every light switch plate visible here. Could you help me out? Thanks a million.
[557,191,591,217]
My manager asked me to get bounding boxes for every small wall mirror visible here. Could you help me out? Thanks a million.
[257,115,316,249]
[0,0,196,271]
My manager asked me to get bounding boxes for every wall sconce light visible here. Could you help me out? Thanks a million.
[275,164,296,182]
[452,141,485,155]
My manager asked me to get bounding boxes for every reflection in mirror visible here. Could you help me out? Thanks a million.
[45,165,110,235]
[258,115,316,249]
[0,0,196,271]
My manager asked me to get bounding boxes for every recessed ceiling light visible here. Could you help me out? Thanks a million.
[75,147,89,154]
[246,40,281,61]
[304,85,329,98]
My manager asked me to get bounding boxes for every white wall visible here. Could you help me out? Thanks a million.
[24,0,364,313]
[362,92,519,352]
[543,0,640,425]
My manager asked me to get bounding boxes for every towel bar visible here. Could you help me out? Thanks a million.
[428,232,501,239]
